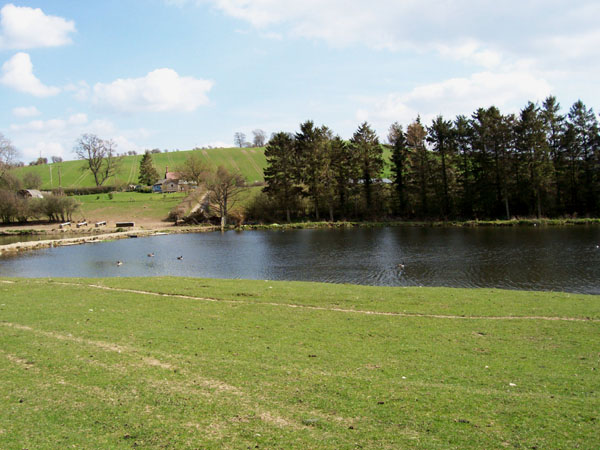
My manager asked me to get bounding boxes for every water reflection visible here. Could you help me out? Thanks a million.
[1,226,599,294]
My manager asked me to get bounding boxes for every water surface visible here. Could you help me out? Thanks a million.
[1,227,599,294]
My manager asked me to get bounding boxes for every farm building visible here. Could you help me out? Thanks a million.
[18,189,44,198]
[152,167,195,193]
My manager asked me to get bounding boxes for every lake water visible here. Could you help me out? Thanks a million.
[1,226,600,294]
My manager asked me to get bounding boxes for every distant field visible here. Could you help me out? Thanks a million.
[74,191,187,224]
[0,277,598,448]
[14,147,269,190]
[14,146,394,190]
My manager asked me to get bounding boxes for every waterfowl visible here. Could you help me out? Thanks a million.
[116,261,123,266]
[147,253,154,257]
[177,255,183,260]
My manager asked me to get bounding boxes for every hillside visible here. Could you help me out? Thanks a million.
[13,146,394,190]
[13,147,268,190]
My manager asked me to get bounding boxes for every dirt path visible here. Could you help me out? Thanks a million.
[55,281,600,323]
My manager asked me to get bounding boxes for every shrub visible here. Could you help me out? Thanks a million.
[54,186,114,196]
[30,195,81,222]
[0,190,28,223]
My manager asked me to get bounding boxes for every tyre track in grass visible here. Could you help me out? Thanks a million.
[0,321,303,430]
[53,281,600,323]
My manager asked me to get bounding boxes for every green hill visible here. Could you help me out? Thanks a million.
[14,147,268,190]
[14,146,394,190]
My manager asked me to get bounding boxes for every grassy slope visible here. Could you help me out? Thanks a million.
[14,147,269,189]
[14,146,394,190]
[0,277,598,449]
[75,192,187,223]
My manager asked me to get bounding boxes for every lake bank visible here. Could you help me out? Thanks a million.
[0,277,598,449]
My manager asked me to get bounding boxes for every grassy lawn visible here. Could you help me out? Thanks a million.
[75,192,187,224]
[14,147,268,190]
[0,277,598,448]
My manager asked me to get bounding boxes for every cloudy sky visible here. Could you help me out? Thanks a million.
[1,0,598,161]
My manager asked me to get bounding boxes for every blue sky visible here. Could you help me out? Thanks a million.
[1,0,599,161]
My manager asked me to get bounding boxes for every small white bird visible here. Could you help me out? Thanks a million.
[397,262,405,270]
[116,261,123,266]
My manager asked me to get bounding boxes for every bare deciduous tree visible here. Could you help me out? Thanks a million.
[205,165,246,231]
[74,133,121,186]
[233,132,246,148]
[252,129,267,147]
[0,132,18,180]
[178,153,210,185]
[51,155,63,163]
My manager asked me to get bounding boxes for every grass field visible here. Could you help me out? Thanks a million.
[14,147,269,190]
[0,277,598,448]
[13,146,394,190]
[74,192,187,224]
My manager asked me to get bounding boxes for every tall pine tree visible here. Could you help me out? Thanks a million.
[138,151,159,186]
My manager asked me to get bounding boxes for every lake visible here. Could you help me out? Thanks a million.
[1,226,600,294]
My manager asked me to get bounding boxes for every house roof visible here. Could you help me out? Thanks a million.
[18,189,44,198]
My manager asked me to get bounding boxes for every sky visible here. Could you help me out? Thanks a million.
[0,0,599,162]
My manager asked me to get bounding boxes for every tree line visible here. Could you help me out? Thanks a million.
[259,97,600,221]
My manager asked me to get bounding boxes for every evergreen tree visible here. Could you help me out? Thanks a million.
[454,115,474,218]
[388,122,409,215]
[350,122,383,214]
[406,117,430,217]
[263,132,301,222]
[470,107,513,219]
[541,96,565,213]
[427,115,455,217]
[295,121,332,220]
[138,150,159,186]
[566,100,600,214]
[515,102,552,217]
[328,136,359,218]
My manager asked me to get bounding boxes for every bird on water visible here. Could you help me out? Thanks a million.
[116,261,123,266]
[147,253,154,257]
[177,255,183,260]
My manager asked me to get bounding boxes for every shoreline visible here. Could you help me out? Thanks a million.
[1,217,599,256]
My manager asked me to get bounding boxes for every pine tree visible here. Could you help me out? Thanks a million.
[263,132,301,222]
[295,121,331,220]
[541,96,565,213]
[515,102,552,218]
[427,115,455,217]
[406,117,429,217]
[350,122,383,214]
[138,151,159,186]
[388,122,409,215]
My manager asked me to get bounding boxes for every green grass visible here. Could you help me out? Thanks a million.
[15,145,392,190]
[0,277,598,448]
[15,147,268,190]
[75,191,187,223]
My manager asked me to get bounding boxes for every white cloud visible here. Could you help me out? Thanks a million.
[12,106,40,118]
[8,112,147,161]
[189,0,599,71]
[92,68,213,113]
[10,113,88,133]
[356,71,553,131]
[0,3,75,49]
[1,52,60,97]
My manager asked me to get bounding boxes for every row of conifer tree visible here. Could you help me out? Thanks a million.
[261,96,600,221]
